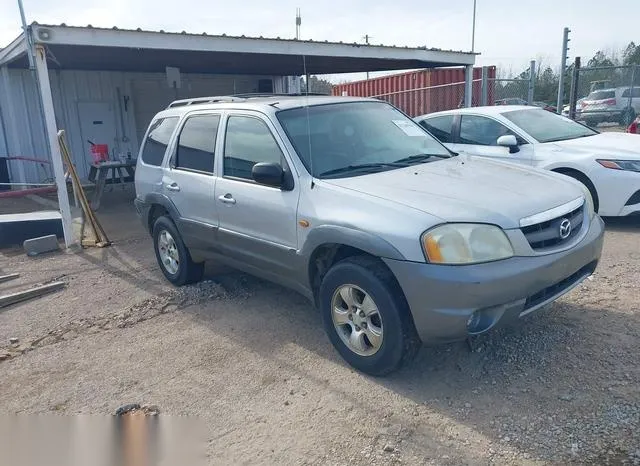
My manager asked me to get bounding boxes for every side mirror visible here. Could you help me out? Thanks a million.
[252,162,284,188]
[497,135,520,153]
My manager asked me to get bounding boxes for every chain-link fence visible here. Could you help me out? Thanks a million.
[489,78,532,106]
[331,65,537,117]
[570,64,639,129]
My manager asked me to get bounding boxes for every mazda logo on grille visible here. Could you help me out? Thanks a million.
[559,218,572,239]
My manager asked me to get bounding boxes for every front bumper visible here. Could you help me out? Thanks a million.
[592,166,640,217]
[384,215,605,344]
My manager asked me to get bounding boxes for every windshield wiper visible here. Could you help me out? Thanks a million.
[393,153,451,164]
[318,163,406,178]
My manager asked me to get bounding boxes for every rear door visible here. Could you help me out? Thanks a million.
[450,114,533,165]
[214,112,299,280]
[162,113,221,249]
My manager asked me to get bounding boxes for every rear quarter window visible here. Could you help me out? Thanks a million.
[141,117,179,166]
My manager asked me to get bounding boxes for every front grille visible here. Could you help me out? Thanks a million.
[524,261,597,311]
[521,205,584,250]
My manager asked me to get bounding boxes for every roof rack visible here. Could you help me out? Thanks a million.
[167,96,245,108]
[167,92,331,108]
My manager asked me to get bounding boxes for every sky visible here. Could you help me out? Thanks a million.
[1,0,638,82]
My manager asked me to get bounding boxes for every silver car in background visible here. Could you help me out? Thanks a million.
[134,95,604,375]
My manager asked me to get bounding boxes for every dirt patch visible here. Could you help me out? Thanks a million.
[0,193,639,465]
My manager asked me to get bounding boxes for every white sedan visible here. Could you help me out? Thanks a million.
[415,106,640,217]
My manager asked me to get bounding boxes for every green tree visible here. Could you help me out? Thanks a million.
[301,75,333,95]
[622,42,640,65]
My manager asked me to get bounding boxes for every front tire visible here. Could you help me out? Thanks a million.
[319,256,420,376]
[152,216,204,286]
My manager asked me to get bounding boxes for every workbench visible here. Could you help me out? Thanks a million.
[88,160,136,210]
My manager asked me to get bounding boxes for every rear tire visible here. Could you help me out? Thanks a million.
[152,216,204,286]
[319,255,420,376]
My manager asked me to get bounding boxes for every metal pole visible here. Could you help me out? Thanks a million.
[464,65,473,107]
[569,57,581,120]
[364,35,371,81]
[557,27,570,113]
[528,60,536,104]
[471,0,477,52]
[33,45,74,247]
[481,66,489,106]
[17,0,35,69]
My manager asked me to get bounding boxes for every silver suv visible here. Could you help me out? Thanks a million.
[581,87,639,126]
[134,95,604,375]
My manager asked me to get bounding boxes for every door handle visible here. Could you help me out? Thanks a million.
[218,193,236,205]
[165,182,180,192]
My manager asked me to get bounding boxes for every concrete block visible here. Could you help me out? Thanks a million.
[23,234,60,256]
[0,211,63,247]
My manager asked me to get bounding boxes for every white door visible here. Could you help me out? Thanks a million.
[451,114,534,165]
[78,102,118,175]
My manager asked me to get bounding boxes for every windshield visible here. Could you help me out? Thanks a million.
[587,90,615,101]
[501,108,597,143]
[277,101,451,178]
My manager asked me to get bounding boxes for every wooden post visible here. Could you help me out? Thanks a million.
[33,44,74,247]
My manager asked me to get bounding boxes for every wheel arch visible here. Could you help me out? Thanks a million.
[301,226,406,306]
[551,166,600,212]
[143,193,181,234]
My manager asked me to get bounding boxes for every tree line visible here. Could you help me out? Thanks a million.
[522,41,639,104]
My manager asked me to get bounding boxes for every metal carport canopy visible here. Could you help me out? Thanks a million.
[0,23,475,74]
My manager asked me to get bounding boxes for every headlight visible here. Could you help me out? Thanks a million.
[579,184,595,219]
[597,159,640,172]
[422,224,514,264]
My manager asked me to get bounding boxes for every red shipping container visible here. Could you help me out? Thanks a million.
[332,67,496,117]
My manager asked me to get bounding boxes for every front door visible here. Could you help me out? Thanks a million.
[78,102,118,177]
[162,113,220,250]
[451,115,534,165]
[214,113,299,281]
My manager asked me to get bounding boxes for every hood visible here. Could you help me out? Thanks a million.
[547,133,640,158]
[322,156,583,229]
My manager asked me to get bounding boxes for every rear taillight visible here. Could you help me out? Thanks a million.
[604,98,617,106]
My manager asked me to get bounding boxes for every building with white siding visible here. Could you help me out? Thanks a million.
[0,22,475,188]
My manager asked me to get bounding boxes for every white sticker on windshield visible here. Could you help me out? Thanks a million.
[392,120,424,137]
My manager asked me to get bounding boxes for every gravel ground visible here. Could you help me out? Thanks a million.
[1,189,639,465]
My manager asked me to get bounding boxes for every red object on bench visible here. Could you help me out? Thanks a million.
[91,144,109,163]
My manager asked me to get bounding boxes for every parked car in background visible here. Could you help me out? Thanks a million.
[533,101,557,112]
[580,87,639,126]
[561,98,585,118]
[416,105,640,217]
[135,95,603,375]
[496,97,528,106]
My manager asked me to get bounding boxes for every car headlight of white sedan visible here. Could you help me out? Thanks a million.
[422,224,514,264]
[597,159,640,173]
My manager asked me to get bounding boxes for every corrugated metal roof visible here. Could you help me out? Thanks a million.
[26,22,474,55]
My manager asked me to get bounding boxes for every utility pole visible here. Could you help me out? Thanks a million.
[557,27,570,113]
[471,0,477,52]
[295,8,301,40]
[17,0,35,68]
[363,34,372,80]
